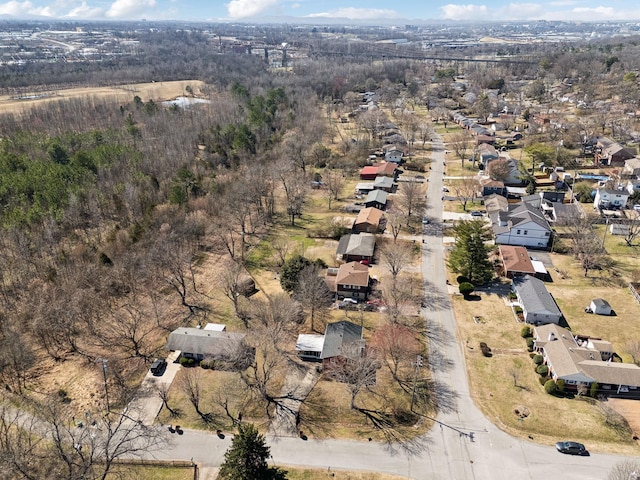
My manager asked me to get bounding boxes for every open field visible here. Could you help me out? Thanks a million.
[0,80,206,115]
[450,251,640,455]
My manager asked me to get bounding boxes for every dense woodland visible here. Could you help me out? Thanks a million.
[1,23,640,478]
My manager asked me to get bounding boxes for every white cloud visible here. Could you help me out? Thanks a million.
[440,4,489,20]
[106,0,156,18]
[499,3,544,20]
[0,0,54,16]
[225,0,281,19]
[307,7,398,19]
[66,1,103,17]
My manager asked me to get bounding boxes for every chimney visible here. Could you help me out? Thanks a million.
[548,332,556,341]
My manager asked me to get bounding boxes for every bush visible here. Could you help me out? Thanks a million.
[179,357,195,367]
[544,379,558,395]
[456,275,470,284]
[526,337,534,351]
[521,325,532,338]
[590,382,599,397]
[538,376,547,386]
[556,379,565,392]
[533,354,543,365]
[459,282,475,297]
[514,306,523,314]
[479,341,492,357]
[536,364,549,376]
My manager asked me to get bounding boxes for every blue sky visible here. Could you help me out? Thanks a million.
[0,0,638,22]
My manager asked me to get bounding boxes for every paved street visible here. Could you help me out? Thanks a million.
[149,136,632,479]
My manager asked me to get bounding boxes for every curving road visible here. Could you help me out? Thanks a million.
[152,135,630,479]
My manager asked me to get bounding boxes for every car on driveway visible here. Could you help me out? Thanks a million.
[555,441,588,455]
[150,358,167,376]
[442,187,449,192]
[422,218,430,225]
[470,210,483,217]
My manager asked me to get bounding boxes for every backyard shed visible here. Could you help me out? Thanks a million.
[589,298,612,316]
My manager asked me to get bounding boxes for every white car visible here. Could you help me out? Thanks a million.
[634,204,640,212]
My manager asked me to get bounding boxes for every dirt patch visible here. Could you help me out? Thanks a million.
[0,80,206,116]
[609,398,640,441]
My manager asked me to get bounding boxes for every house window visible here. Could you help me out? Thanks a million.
[545,232,550,236]
[516,229,521,235]
[524,230,528,235]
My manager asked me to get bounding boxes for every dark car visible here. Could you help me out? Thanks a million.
[555,441,588,455]
[470,210,483,217]
[150,358,167,376]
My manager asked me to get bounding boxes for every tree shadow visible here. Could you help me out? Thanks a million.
[421,279,452,313]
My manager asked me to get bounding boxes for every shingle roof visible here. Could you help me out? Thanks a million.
[355,207,383,226]
[321,320,364,359]
[500,245,535,274]
[336,233,376,258]
[166,328,246,357]
[513,275,561,317]
[365,189,388,204]
[373,176,393,189]
[335,261,370,287]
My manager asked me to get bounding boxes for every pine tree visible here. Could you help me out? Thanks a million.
[448,220,494,285]
[218,423,287,480]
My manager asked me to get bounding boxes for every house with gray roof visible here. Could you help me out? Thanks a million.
[534,324,640,397]
[491,200,552,248]
[512,275,562,325]
[364,189,388,210]
[373,176,394,193]
[295,320,365,364]
[165,327,252,365]
[336,233,376,263]
[593,187,630,210]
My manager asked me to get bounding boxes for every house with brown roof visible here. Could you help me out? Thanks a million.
[534,324,640,397]
[373,161,398,178]
[595,138,637,166]
[353,207,384,233]
[327,261,370,300]
[499,245,535,278]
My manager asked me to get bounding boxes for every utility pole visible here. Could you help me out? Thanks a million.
[410,354,423,413]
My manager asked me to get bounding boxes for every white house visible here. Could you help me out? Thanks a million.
[513,275,563,325]
[593,187,630,210]
[491,200,552,248]
[626,180,640,195]
[384,148,403,164]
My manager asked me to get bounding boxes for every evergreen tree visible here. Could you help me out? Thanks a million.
[218,423,287,480]
[448,220,493,285]
[280,254,311,292]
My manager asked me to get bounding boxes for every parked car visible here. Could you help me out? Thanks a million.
[470,211,483,217]
[555,441,588,456]
[633,204,640,212]
[150,358,167,376]
[442,187,449,192]
[422,218,430,225]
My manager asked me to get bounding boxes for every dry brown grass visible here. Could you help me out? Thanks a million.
[451,253,640,455]
[285,467,406,480]
[0,80,206,115]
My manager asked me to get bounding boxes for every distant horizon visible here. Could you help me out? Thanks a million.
[0,0,638,24]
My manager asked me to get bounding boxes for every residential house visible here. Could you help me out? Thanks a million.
[512,275,563,325]
[483,194,509,214]
[360,166,379,180]
[499,245,536,278]
[355,182,375,194]
[364,189,388,210]
[478,143,499,168]
[353,207,384,233]
[385,148,404,164]
[373,176,394,193]
[374,162,398,178]
[595,138,636,166]
[534,324,640,396]
[336,233,376,263]
[165,327,251,364]
[331,261,370,300]
[623,157,640,177]
[480,178,507,197]
[593,188,630,210]
[626,180,640,195]
[491,200,552,248]
[295,320,365,365]
[476,135,496,146]
[543,201,581,226]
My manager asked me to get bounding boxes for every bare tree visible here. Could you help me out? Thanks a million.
[397,181,425,226]
[624,215,640,246]
[294,265,333,333]
[324,343,379,410]
[370,323,421,388]
[450,130,471,167]
[418,122,434,147]
[153,381,180,417]
[323,169,345,210]
[452,177,480,211]
[277,161,309,226]
[380,241,412,280]
[178,368,210,422]
[566,215,607,277]
[627,340,640,366]
[486,157,512,182]
[271,235,293,268]
[219,259,249,322]
[385,207,405,243]
[97,302,157,360]
[606,460,640,480]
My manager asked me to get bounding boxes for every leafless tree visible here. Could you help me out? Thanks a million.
[271,235,293,268]
[153,381,180,417]
[219,259,249,322]
[178,368,210,422]
[97,302,157,360]
[325,343,379,410]
[276,160,310,226]
[385,207,405,242]
[627,340,640,366]
[452,177,480,211]
[323,169,345,210]
[397,181,425,226]
[486,157,512,182]
[624,215,640,247]
[606,460,640,480]
[418,122,434,147]
[450,130,471,167]
[565,215,607,277]
[294,265,333,333]
[370,323,422,389]
[380,274,419,324]
[380,241,412,280]
[248,294,304,347]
